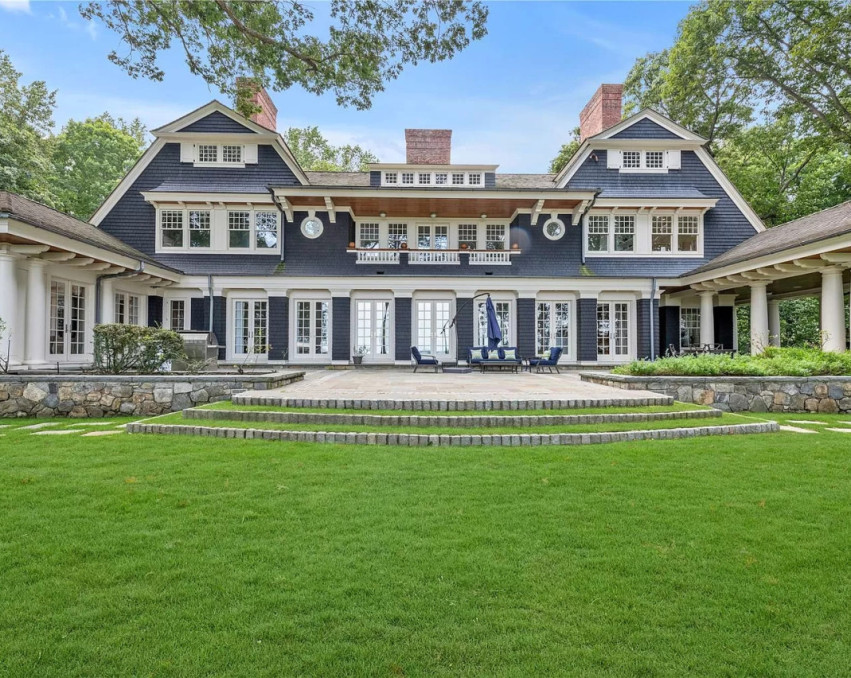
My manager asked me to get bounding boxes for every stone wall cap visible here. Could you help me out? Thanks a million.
[0,370,304,384]
[579,372,851,383]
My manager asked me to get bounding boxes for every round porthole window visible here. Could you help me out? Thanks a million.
[543,217,565,241]
[301,215,324,239]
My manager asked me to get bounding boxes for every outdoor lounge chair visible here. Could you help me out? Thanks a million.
[529,346,563,373]
[411,346,440,373]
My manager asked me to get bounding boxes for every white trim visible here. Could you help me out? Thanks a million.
[350,296,395,364]
[542,217,566,241]
[583,210,705,258]
[142,191,274,205]
[163,295,192,331]
[273,186,596,202]
[90,138,166,225]
[594,109,706,142]
[694,147,765,233]
[370,163,498,171]
[289,295,332,362]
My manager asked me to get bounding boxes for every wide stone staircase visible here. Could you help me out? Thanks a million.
[127,391,778,446]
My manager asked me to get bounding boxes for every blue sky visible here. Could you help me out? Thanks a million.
[0,0,690,172]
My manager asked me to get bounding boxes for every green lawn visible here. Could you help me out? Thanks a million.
[1,415,850,677]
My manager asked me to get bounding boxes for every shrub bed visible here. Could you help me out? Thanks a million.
[613,347,851,377]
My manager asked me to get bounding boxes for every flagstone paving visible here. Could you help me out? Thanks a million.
[19,422,61,430]
[82,430,124,437]
[825,428,851,433]
[32,430,79,435]
[778,425,819,434]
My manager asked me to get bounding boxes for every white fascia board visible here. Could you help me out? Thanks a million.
[553,144,593,188]
[90,138,166,225]
[594,109,706,142]
[6,219,181,281]
[141,192,276,205]
[693,147,765,233]
[272,187,598,201]
[593,198,719,209]
[369,163,500,172]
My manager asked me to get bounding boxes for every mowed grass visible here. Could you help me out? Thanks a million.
[1,416,850,676]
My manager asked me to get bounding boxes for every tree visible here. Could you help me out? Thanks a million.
[548,127,581,174]
[283,126,377,171]
[51,114,148,219]
[0,50,57,205]
[80,1,488,111]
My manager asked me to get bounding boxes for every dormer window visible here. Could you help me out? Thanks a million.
[222,145,243,163]
[419,173,431,185]
[197,144,218,163]
[468,173,482,185]
[608,150,681,173]
[384,171,398,185]
[180,142,257,167]
[452,173,465,185]
[378,169,491,187]
[401,172,414,185]
[623,151,640,169]
[435,173,448,185]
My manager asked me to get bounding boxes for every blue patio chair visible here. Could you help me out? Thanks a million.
[411,346,440,373]
[529,346,563,373]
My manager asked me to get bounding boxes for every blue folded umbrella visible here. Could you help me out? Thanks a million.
[485,296,502,350]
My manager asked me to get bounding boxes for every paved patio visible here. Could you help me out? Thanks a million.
[239,368,664,405]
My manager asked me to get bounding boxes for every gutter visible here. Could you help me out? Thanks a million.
[95,261,145,324]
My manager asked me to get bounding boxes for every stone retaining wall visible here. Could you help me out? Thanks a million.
[0,371,304,418]
[580,373,851,413]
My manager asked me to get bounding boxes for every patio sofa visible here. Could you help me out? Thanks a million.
[468,346,523,372]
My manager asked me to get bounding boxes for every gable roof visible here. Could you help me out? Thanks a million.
[688,200,851,276]
[152,99,275,135]
[0,191,180,274]
[592,108,706,142]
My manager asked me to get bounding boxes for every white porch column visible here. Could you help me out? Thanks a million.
[699,291,715,347]
[768,300,781,348]
[821,266,847,352]
[23,259,49,366]
[750,282,769,355]
[101,278,115,324]
[0,249,20,365]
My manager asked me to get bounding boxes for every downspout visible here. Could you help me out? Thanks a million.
[208,275,214,334]
[95,261,145,324]
[649,277,657,361]
[578,189,602,266]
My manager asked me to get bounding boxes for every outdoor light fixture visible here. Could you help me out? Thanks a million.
[379,211,386,218]
[430,212,437,218]
[480,213,487,219]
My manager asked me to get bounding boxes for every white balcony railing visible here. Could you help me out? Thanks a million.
[469,250,512,265]
[408,250,461,265]
[354,249,401,264]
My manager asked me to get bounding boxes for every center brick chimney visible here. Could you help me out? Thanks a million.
[405,129,452,164]
[579,84,623,142]
[236,78,278,131]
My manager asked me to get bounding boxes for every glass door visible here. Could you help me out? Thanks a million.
[415,300,452,359]
[233,299,268,361]
[536,301,570,357]
[49,280,87,360]
[476,300,512,346]
[294,300,330,360]
[597,301,630,360]
[355,300,392,362]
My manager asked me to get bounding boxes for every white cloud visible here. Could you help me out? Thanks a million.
[0,0,31,13]
[47,4,97,41]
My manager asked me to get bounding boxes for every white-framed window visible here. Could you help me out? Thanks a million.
[188,210,211,248]
[543,217,565,241]
[415,299,452,358]
[168,298,188,331]
[587,215,609,252]
[458,224,478,249]
[228,211,251,249]
[384,171,398,185]
[197,144,218,163]
[651,215,673,252]
[536,301,571,357]
[388,223,408,249]
[114,292,142,326]
[468,173,482,185]
[380,170,487,187]
[418,173,431,185]
[255,211,278,249]
[486,224,506,250]
[613,215,635,252]
[646,151,665,169]
[435,173,448,185]
[680,307,701,348]
[623,151,641,169]
[292,298,331,360]
[417,224,448,249]
[160,210,184,248]
[475,299,512,346]
[181,142,255,167]
[452,173,465,185]
[678,215,700,252]
[222,145,243,163]
[611,150,679,173]
[401,172,414,185]
[359,222,380,249]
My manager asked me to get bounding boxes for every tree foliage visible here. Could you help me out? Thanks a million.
[51,114,147,219]
[283,126,378,171]
[80,0,488,110]
[548,126,581,174]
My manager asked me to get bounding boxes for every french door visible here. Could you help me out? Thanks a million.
[536,301,571,357]
[49,280,88,360]
[415,300,452,359]
[354,300,392,362]
[233,299,268,361]
[294,299,330,360]
[597,301,630,360]
[475,299,512,346]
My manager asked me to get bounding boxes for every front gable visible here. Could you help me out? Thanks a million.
[610,118,682,140]
[177,110,257,134]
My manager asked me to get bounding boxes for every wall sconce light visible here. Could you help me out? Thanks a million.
[379,211,386,218]
[430,212,437,218]
[480,213,487,219]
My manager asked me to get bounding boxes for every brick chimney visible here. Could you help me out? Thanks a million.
[236,78,278,131]
[405,129,452,164]
[579,84,623,142]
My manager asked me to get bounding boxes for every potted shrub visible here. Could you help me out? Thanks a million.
[352,345,368,365]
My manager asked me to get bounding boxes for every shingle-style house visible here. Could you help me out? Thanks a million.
[1,83,849,370]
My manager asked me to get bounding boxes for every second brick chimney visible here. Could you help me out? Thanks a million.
[236,78,278,131]
[579,84,623,142]
[405,129,452,164]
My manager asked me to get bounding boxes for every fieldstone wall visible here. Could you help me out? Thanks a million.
[0,371,304,418]
[580,373,851,413]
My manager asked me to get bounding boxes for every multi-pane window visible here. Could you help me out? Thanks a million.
[651,215,673,252]
[222,145,242,163]
[401,172,414,185]
[623,151,641,169]
[418,173,431,185]
[597,302,629,358]
[160,210,184,248]
[680,307,701,348]
[486,224,506,250]
[452,173,465,185]
[255,211,278,249]
[169,300,185,331]
[114,292,141,326]
[188,210,211,248]
[128,295,140,326]
[197,144,218,163]
[613,215,635,252]
[678,215,699,252]
[388,223,408,249]
[359,223,380,249]
[476,300,511,346]
[468,173,482,185]
[417,224,448,249]
[458,224,478,249]
[416,300,451,356]
[384,172,398,184]
[228,211,251,248]
[536,302,570,356]
[645,151,665,169]
[114,293,125,325]
[435,173,448,185]
[587,215,609,252]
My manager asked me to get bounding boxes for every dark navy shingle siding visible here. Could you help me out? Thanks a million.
[611,118,681,139]
[147,296,163,327]
[516,298,535,358]
[577,298,598,361]
[332,297,350,361]
[212,296,227,359]
[714,307,735,350]
[636,298,658,360]
[370,171,381,187]
[178,111,256,134]
[395,297,411,361]
[659,306,680,354]
[455,297,474,361]
[268,296,288,360]
[190,298,206,332]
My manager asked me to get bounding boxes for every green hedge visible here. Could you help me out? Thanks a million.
[93,324,185,374]
[613,347,851,377]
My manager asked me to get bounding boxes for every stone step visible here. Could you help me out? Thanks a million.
[127,420,779,446]
[183,407,720,428]
[229,394,674,411]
